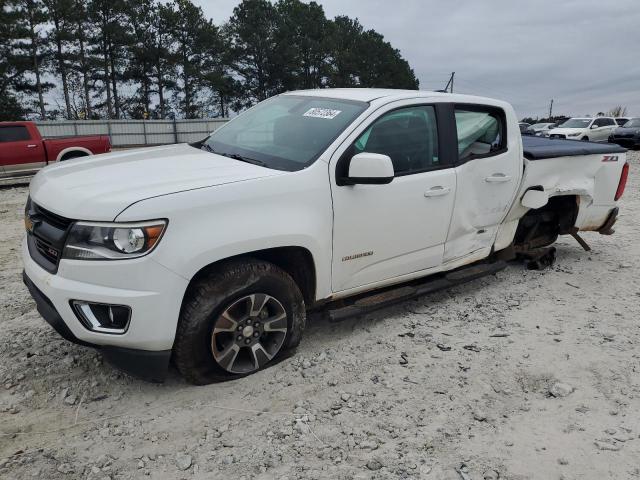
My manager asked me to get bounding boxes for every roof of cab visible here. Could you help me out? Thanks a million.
[282,88,507,109]
[283,88,449,102]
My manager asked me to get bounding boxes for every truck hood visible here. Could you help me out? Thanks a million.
[30,143,284,220]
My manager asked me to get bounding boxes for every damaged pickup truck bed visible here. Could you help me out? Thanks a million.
[22,89,628,384]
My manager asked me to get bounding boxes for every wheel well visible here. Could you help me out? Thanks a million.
[60,150,89,161]
[514,194,579,250]
[189,247,317,305]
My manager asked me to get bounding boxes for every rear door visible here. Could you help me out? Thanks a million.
[591,118,616,141]
[600,118,617,140]
[0,124,44,177]
[330,102,457,292]
[444,104,521,262]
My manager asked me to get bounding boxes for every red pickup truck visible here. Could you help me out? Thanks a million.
[0,121,111,180]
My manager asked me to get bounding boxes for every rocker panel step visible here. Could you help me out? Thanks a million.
[327,260,507,322]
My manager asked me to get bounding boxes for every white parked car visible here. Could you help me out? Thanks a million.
[547,117,618,142]
[527,122,556,136]
[23,89,629,384]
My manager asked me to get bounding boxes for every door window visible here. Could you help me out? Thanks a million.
[0,126,31,142]
[455,107,505,161]
[353,106,439,175]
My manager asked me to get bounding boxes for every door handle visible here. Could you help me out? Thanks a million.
[424,186,451,197]
[26,144,37,148]
[485,173,511,183]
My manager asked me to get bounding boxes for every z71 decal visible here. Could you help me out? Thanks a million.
[602,155,619,162]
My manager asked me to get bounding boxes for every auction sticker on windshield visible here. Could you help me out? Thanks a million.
[303,107,342,119]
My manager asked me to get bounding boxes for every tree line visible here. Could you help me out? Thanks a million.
[0,0,419,121]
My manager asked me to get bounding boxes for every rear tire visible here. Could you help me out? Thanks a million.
[581,136,589,141]
[174,259,306,385]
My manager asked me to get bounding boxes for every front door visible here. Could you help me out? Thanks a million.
[0,125,43,177]
[331,104,456,292]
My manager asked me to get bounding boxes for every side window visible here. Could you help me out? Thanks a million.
[0,126,31,143]
[603,118,616,126]
[353,106,439,175]
[593,118,604,127]
[454,107,505,161]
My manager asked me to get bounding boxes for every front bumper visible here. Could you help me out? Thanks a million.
[23,272,171,381]
[22,236,190,381]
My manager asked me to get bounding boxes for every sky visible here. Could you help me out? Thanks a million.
[194,0,640,119]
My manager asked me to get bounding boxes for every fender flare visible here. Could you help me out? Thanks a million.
[56,147,93,162]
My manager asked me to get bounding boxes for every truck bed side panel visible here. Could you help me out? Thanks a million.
[505,151,627,231]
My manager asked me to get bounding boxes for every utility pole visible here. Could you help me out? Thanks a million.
[548,99,554,119]
[443,72,455,93]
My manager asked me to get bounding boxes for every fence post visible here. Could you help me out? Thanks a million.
[73,121,78,136]
[142,120,147,146]
[172,118,178,144]
[107,120,113,146]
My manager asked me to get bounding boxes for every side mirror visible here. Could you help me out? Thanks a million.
[590,124,599,129]
[521,189,549,209]
[346,152,394,185]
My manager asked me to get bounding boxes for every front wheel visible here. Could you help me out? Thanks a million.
[581,136,589,141]
[173,259,306,385]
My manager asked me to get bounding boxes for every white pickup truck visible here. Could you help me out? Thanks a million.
[22,89,629,384]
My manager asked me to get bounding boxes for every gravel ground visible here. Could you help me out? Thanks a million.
[1,151,639,480]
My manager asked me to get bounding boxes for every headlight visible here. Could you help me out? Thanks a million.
[63,220,167,260]
[567,132,581,137]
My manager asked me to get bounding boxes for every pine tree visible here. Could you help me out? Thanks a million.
[164,0,221,118]
[69,0,97,118]
[88,0,129,118]
[153,2,178,118]
[43,0,76,118]
[124,0,157,118]
[12,0,52,118]
[274,0,329,90]
[0,0,27,119]
[225,0,281,107]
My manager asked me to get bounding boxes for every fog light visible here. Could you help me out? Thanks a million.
[71,301,131,334]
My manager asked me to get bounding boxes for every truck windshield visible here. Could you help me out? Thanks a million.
[558,119,591,128]
[199,95,367,171]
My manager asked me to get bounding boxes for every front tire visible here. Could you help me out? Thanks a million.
[174,259,306,385]
[581,136,589,141]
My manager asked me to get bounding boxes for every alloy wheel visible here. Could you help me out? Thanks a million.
[210,294,288,374]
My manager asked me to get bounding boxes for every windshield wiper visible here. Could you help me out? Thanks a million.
[200,143,267,167]
[220,152,266,167]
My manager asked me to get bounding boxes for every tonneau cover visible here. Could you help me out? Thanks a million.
[522,135,626,160]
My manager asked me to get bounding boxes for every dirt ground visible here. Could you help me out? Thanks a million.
[1,151,638,480]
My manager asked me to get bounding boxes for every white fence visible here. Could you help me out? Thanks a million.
[34,118,230,147]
